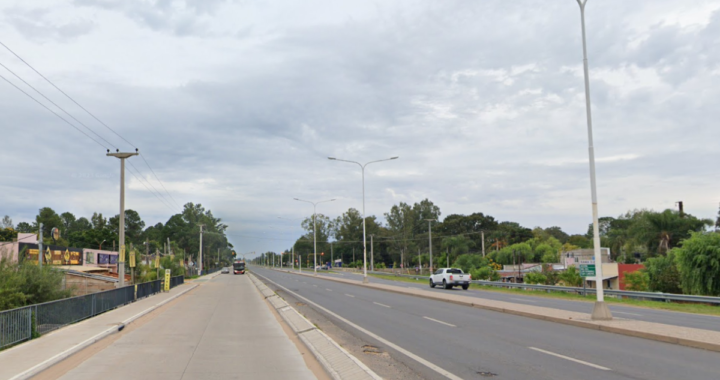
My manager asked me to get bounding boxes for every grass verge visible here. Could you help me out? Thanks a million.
[368,273,720,317]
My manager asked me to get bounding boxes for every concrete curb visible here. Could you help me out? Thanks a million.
[7,284,199,380]
[248,273,382,380]
[274,268,720,353]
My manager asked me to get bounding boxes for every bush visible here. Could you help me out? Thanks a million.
[470,266,500,281]
[452,254,487,273]
[0,258,71,311]
[373,262,386,269]
[558,266,583,287]
[674,232,720,296]
[645,252,681,293]
[623,271,649,291]
[524,272,547,285]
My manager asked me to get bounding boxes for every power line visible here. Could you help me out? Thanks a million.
[125,162,177,212]
[0,39,181,209]
[139,153,182,209]
[127,160,175,208]
[0,59,117,149]
[0,39,136,149]
[0,72,108,149]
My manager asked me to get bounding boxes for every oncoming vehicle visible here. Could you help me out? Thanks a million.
[233,260,246,275]
[221,267,230,274]
[430,268,471,290]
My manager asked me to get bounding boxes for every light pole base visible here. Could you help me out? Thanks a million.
[362,277,369,284]
[591,301,613,320]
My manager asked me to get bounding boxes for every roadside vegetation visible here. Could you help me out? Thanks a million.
[0,257,71,311]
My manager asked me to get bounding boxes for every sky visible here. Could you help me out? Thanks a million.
[1,0,719,258]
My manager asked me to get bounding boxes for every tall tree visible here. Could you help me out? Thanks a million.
[91,212,107,230]
[109,209,146,247]
[34,207,63,237]
[1,215,12,229]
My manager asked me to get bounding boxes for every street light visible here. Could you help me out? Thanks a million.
[329,156,399,284]
[425,219,436,274]
[293,198,336,276]
[107,149,139,287]
[574,0,611,320]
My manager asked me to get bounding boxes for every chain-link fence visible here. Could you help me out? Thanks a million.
[0,275,186,350]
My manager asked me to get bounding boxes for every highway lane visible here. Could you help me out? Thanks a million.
[254,267,720,380]
[301,268,720,332]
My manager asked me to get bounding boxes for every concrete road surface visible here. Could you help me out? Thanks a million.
[254,267,720,380]
[57,273,317,380]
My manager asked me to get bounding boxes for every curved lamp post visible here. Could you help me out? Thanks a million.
[293,198,336,276]
[328,156,399,284]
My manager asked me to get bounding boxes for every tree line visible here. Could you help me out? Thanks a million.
[263,199,719,296]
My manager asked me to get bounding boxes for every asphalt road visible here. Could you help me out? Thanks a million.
[301,268,720,332]
[253,266,720,380]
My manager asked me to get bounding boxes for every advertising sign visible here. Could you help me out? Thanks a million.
[129,249,136,268]
[20,243,82,265]
[164,269,171,291]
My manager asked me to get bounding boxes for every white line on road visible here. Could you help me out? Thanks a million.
[345,294,355,298]
[612,311,642,317]
[257,274,464,380]
[373,302,391,308]
[529,347,611,371]
[510,298,537,303]
[326,288,332,292]
[313,285,318,287]
[423,316,456,327]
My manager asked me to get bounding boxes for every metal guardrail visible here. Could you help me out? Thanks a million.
[0,276,187,350]
[365,270,720,306]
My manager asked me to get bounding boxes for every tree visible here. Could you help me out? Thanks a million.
[645,252,682,293]
[674,231,720,296]
[15,222,32,233]
[524,272,547,285]
[109,210,146,246]
[558,266,583,287]
[452,253,486,273]
[440,236,474,266]
[34,207,63,237]
[630,209,711,255]
[1,215,12,229]
[59,212,76,234]
[91,212,107,230]
[536,243,557,263]
[623,271,649,291]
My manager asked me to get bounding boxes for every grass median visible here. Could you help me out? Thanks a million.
[367,273,720,317]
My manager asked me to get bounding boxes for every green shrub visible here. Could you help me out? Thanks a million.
[623,270,650,291]
[524,272,547,285]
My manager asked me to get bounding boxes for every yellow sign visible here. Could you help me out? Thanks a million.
[64,249,70,263]
[164,269,171,291]
[44,247,52,263]
[119,247,126,263]
[129,249,136,268]
[155,255,160,268]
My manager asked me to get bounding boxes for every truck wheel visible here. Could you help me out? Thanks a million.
[443,280,450,289]
[429,279,436,288]
[462,284,469,290]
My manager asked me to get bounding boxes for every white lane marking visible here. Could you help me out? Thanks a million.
[257,274,464,380]
[529,347,611,371]
[373,302,391,308]
[313,284,318,287]
[510,298,537,303]
[345,294,355,298]
[423,316,456,327]
[613,311,642,317]
[326,288,333,292]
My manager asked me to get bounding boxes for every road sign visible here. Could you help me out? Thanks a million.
[164,269,171,291]
[579,264,596,277]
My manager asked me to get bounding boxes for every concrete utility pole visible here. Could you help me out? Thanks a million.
[369,235,374,271]
[330,242,333,268]
[38,223,43,269]
[292,245,295,271]
[481,231,485,257]
[198,224,205,275]
[107,149,138,288]
[575,0,611,320]
[425,219,436,273]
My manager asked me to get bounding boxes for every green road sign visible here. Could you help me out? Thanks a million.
[579,264,596,277]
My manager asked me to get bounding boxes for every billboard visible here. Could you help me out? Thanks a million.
[20,243,83,265]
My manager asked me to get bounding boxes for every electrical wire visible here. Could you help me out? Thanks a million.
[0,72,108,149]
[127,160,177,210]
[125,162,177,212]
[140,153,182,209]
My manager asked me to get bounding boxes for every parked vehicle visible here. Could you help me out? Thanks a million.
[221,267,230,274]
[430,268,471,290]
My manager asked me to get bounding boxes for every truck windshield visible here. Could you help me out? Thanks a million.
[233,263,245,270]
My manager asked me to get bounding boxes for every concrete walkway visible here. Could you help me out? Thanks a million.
[54,273,316,380]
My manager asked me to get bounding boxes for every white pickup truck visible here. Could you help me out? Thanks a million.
[430,268,471,290]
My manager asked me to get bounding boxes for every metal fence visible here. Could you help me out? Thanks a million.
[365,270,720,305]
[0,276,187,350]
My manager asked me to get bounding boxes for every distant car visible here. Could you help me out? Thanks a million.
[321,264,330,270]
[430,268,471,290]
[221,267,229,274]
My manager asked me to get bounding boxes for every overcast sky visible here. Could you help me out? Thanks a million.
[1,0,719,257]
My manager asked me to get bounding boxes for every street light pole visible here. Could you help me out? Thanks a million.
[425,219,436,273]
[575,0,611,320]
[329,156,399,284]
[107,149,138,287]
[294,198,335,276]
[198,224,205,275]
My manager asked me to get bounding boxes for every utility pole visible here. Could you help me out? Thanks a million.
[292,245,295,271]
[107,149,138,288]
[145,237,149,265]
[38,223,43,269]
[198,224,205,275]
[481,231,485,257]
[425,219,436,273]
[370,235,374,271]
[330,242,333,268]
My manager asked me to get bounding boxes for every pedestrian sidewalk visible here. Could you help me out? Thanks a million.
[279,268,720,353]
[0,277,206,380]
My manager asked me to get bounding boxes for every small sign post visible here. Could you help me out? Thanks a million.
[164,269,171,292]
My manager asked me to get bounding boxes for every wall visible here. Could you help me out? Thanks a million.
[64,272,117,296]
[618,264,645,290]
